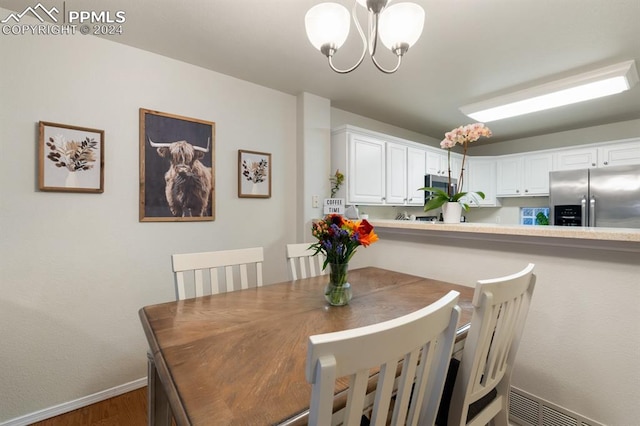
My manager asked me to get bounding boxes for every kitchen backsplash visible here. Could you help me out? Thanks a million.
[356,197,550,225]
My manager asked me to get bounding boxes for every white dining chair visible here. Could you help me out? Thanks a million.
[306,290,461,426]
[440,263,536,426]
[172,246,264,300]
[286,242,326,280]
[147,246,265,425]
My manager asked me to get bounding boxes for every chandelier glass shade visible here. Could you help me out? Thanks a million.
[304,0,425,74]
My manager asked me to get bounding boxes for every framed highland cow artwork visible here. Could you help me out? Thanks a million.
[139,108,215,222]
[38,121,104,193]
[238,150,271,198]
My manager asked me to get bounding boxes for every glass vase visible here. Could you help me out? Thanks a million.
[324,262,352,306]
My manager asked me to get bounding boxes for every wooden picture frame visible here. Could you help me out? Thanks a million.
[238,150,271,198]
[38,121,104,193]
[139,108,215,222]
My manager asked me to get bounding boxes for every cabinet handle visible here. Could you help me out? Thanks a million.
[592,163,596,166]
[525,189,529,193]
[516,189,520,193]
[603,161,608,165]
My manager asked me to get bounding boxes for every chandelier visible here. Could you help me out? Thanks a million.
[304,0,425,74]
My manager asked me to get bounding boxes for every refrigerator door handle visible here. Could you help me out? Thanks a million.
[581,196,587,227]
[589,196,596,227]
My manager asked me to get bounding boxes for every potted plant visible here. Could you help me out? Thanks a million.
[421,123,492,221]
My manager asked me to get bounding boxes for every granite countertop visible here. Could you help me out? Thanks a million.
[369,219,640,243]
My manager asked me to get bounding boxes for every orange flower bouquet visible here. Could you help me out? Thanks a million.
[310,214,378,268]
[310,214,379,305]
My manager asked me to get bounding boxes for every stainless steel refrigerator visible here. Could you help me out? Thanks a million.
[549,164,640,228]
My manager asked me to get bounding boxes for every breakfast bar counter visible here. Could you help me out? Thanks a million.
[369,220,640,251]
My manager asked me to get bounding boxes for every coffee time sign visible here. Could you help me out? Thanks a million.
[324,198,345,214]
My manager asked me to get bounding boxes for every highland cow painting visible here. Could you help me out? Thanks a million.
[139,109,215,222]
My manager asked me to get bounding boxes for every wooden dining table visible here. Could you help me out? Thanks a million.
[139,266,475,426]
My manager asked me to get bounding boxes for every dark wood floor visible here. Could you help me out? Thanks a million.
[29,387,148,425]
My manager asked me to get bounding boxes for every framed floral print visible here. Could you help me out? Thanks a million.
[38,121,104,193]
[238,150,271,198]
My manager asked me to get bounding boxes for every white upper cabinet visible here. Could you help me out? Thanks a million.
[348,133,386,204]
[385,143,428,206]
[332,128,386,204]
[464,157,500,207]
[386,142,408,205]
[497,152,552,196]
[333,125,638,208]
[332,126,431,206]
[553,147,598,170]
[406,147,427,206]
[599,140,640,167]
[553,138,640,170]
[426,149,447,176]
[426,148,463,182]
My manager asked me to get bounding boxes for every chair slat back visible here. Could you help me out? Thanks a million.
[172,247,264,300]
[448,263,536,426]
[306,291,461,426]
[286,243,326,280]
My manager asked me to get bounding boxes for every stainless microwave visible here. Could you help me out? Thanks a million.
[424,174,457,204]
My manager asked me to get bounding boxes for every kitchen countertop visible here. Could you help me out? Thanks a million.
[369,219,640,251]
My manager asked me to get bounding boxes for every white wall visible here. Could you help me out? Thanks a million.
[0,15,297,422]
[353,231,640,426]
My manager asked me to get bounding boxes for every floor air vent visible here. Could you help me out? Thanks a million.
[509,387,605,426]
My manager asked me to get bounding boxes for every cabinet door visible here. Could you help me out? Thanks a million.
[466,157,498,207]
[386,143,407,205]
[407,147,427,205]
[553,147,598,170]
[523,153,552,195]
[449,153,463,185]
[348,134,386,204]
[425,150,445,176]
[496,156,522,196]
[599,140,640,167]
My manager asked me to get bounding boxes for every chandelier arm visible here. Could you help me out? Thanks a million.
[371,54,402,74]
[326,1,368,74]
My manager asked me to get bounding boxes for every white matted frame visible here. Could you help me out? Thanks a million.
[238,149,271,198]
[38,121,104,193]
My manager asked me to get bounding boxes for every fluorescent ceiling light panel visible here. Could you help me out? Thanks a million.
[460,60,639,122]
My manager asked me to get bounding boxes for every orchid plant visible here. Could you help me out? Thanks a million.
[422,123,492,211]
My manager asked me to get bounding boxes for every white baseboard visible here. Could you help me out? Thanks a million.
[0,378,147,426]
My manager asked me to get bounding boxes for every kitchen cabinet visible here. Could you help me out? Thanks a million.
[463,157,500,207]
[599,140,640,167]
[497,152,552,196]
[426,150,447,176]
[552,138,640,170]
[426,148,462,182]
[406,147,428,205]
[347,133,386,204]
[553,147,599,170]
[332,126,428,206]
[386,142,408,205]
[387,143,430,206]
[332,128,386,204]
